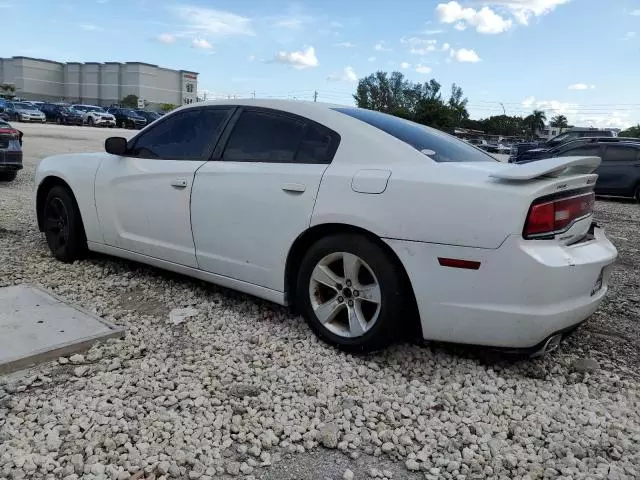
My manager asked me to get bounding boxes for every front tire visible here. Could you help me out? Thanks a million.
[42,185,87,263]
[0,171,17,182]
[88,117,94,127]
[296,234,404,353]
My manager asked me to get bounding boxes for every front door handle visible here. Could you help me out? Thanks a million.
[282,183,306,193]
[170,178,188,188]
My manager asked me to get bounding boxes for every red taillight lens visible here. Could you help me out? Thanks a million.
[524,191,595,238]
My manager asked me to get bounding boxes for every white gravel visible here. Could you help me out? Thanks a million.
[0,123,639,480]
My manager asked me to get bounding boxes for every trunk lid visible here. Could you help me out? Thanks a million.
[442,156,600,245]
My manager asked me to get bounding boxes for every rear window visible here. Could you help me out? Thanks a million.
[333,107,495,163]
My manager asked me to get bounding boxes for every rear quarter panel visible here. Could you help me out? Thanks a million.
[36,153,106,244]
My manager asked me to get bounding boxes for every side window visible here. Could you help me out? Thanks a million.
[222,110,305,163]
[602,146,639,162]
[559,145,601,157]
[296,123,336,164]
[130,108,231,160]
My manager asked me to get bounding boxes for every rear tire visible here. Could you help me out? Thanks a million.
[0,171,17,182]
[296,234,404,353]
[42,185,87,263]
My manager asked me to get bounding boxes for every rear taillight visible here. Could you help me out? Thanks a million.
[524,191,595,239]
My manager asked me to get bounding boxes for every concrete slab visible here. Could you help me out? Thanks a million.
[0,284,124,374]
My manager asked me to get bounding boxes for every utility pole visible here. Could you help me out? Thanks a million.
[313,90,318,102]
[499,102,506,116]
[252,90,255,99]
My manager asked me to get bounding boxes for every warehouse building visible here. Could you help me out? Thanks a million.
[0,56,198,109]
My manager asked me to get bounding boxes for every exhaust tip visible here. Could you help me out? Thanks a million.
[530,333,563,358]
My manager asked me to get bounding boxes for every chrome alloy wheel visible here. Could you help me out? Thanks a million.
[308,252,382,338]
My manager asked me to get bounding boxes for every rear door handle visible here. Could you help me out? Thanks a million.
[170,178,188,188]
[282,183,306,193]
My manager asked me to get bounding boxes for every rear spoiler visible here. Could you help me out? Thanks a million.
[489,156,601,181]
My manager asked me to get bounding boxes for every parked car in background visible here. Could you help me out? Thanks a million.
[72,105,116,127]
[134,110,161,124]
[511,129,614,162]
[0,119,23,182]
[106,107,147,129]
[4,102,46,123]
[34,100,617,356]
[40,104,84,125]
[513,137,640,202]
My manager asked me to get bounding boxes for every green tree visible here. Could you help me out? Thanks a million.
[121,94,139,108]
[353,71,469,131]
[523,110,547,139]
[0,83,16,99]
[550,114,568,131]
[160,103,177,112]
[619,124,640,138]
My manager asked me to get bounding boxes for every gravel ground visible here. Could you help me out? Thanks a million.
[0,123,639,480]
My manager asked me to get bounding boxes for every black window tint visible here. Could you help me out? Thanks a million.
[603,145,638,162]
[223,111,305,163]
[296,123,334,163]
[333,107,495,162]
[559,145,601,157]
[131,108,230,160]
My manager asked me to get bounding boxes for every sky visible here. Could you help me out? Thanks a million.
[2,0,640,129]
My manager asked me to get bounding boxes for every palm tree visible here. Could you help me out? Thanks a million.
[524,110,547,139]
[550,114,568,133]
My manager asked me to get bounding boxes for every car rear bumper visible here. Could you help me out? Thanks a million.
[385,225,618,348]
[0,152,23,170]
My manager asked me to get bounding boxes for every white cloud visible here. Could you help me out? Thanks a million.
[632,9,640,16]
[415,64,432,74]
[442,42,451,51]
[626,31,636,38]
[454,48,481,62]
[522,96,578,116]
[273,46,319,69]
[423,29,444,34]
[173,5,254,37]
[436,1,567,32]
[436,2,512,34]
[156,33,176,44]
[367,56,376,62]
[577,114,632,130]
[334,42,356,48]
[400,61,411,69]
[80,24,102,31]
[493,0,569,25]
[568,83,596,90]
[247,55,256,62]
[327,66,358,82]
[374,41,392,51]
[401,36,438,55]
[192,38,213,49]
[454,22,467,30]
[521,96,535,108]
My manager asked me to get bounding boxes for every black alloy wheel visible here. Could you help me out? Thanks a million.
[43,186,87,262]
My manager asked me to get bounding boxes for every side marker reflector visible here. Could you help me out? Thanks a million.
[438,257,481,270]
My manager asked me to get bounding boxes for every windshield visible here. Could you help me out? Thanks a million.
[334,107,496,163]
[120,109,137,116]
[16,103,37,110]
[87,106,105,112]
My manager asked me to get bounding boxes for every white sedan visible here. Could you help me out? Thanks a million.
[35,100,617,355]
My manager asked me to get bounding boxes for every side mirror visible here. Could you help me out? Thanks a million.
[105,137,128,155]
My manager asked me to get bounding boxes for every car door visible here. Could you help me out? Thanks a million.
[596,144,640,196]
[94,106,234,267]
[191,107,339,291]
